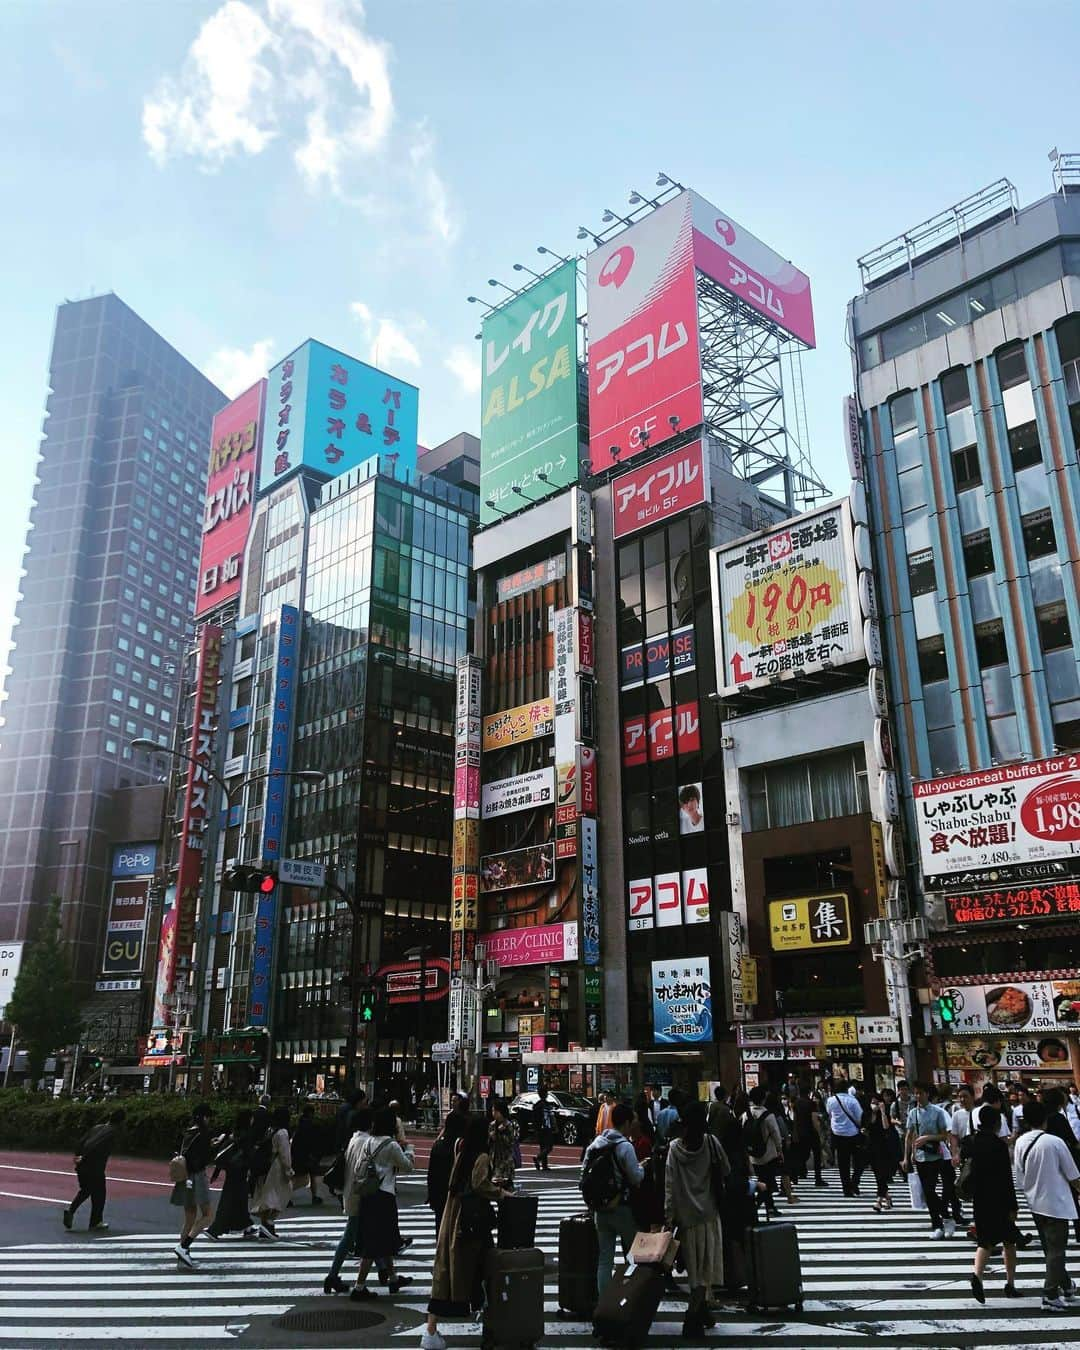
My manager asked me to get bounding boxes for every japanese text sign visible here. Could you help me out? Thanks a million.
[621,624,697,688]
[652,956,713,1044]
[580,815,600,966]
[628,869,710,931]
[611,440,709,540]
[913,755,1080,882]
[480,261,580,524]
[481,768,555,820]
[938,980,1080,1036]
[258,339,419,493]
[482,697,554,752]
[944,880,1080,927]
[587,194,703,473]
[622,701,701,767]
[712,499,862,697]
[196,380,265,618]
[768,892,852,952]
[482,922,579,969]
[101,880,149,975]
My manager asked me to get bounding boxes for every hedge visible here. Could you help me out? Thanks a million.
[0,1090,338,1160]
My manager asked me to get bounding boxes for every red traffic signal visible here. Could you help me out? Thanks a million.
[222,864,277,893]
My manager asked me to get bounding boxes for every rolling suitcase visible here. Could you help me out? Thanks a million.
[591,1263,665,1346]
[558,1211,598,1317]
[483,1246,545,1350]
[745,1219,803,1312]
[497,1191,539,1249]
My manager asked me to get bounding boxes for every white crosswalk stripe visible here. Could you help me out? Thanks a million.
[4,1172,1080,1345]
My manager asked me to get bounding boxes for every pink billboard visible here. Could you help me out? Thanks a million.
[196,381,266,619]
[689,190,815,348]
[587,194,703,474]
[611,439,710,540]
[483,921,579,968]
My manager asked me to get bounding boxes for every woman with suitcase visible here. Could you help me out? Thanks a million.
[664,1100,729,1337]
[422,1115,513,1350]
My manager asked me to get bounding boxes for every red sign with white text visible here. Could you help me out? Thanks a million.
[581,746,597,816]
[196,381,265,619]
[622,701,702,767]
[612,440,709,540]
[587,195,702,473]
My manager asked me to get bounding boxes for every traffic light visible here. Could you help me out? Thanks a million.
[222,864,277,893]
[938,993,957,1024]
[359,988,377,1023]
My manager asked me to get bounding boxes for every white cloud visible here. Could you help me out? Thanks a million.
[204,338,276,397]
[142,1,277,166]
[350,305,421,370]
[409,124,457,243]
[444,345,481,396]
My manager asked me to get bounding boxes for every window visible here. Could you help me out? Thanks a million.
[117,636,130,653]
[1023,513,1057,559]
[952,444,981,492]
[889,391,920,471]
[128,694,140,709]
[105,738,118,755]
[747,748,867,830]
[963,534,995,577]
[908,551,936,596]
[114,660,127,676]
[918,639,949,684]
[976,626,1009,669]
[111,687,123,703]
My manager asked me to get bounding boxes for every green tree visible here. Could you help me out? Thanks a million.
[6,896,81,1084]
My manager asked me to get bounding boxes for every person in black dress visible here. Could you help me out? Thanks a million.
[868,1093,899,1211]
[962,1104,1020,1302]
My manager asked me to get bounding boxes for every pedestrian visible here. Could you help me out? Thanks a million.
[581,1102,644,1293]
[902,1082,955,1239]
[346,1104,415,1301]
[825,1077,864,1197]
[867,1092,898,1212]
[596,1089,617,1137]
[962,1105,1021,1302]
[1041,1087,1080,1164]
[206,1108,264,1240]
[889,1080,913,1130]
[171,1102,214,1269]
[628,1113,663,1231]
[932,1084,963,1226]
[646,1083,665,1129]
[706,1085,732,1140]
[1066,1085,1080,1144]
[1014,1099,1080,1310]
[744,1087,786,1214]
[792,1085,826,1187]
[253,1104,294,1237]
[488,1096,518,1190]
[335,1089,365,1152]
[656,1088,683,1143]
[764,1090,799,1204]
[665,1100,729,1336]
[423,1114,512,1350]
[291,1103,327,1206]
[427,1111,467,1240]
[63,1108,124,1232]
[532,1085,557,1171]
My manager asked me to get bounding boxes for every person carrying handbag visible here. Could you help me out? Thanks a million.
[664,1101,729,1336]
[824,1079,864,1198]
[902,1082,954,1238]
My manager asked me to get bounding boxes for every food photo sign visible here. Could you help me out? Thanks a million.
[939,979,1080,1035]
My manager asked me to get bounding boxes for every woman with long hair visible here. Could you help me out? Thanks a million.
[665,1100,729,1337]
[421,1114,512,1350]
[963,1105,1020,1302]
[252,1104,294,1237]
[867,1092,899,1212]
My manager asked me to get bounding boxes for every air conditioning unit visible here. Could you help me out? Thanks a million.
[901,917,928,944]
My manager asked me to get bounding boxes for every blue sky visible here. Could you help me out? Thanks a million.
[2,0,1079,681]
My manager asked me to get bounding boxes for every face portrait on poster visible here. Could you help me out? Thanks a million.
[678,782,704,834]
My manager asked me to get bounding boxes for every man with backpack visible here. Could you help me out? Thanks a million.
[63,1108,125,1231]
[581,1103,644,1293]
[744,1087,786,1214]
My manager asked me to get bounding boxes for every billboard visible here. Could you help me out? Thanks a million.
[101,879,149,975]
[482,697,554,751]
[587,194,702,473]
[479,843,556,894]
[712,500,863,697]
[481,768,555,820]
[768,893,853,951]
[913,755,1080,883]
[153,624,222,1026]
[628,868,710,931]
[0,943,23,1021]
[944,880,1080,927]
[495,556,565,603]
[938,979,1080,1036]
[258,339,419,494]
[482,921,579,969]
[622,700,701,767]
[111,842,158,878]
[611,439,710,540]
[688,189,815,348]
[480,260,580,524]
[196,380,265,618]
[620,625,697,688]
[652,956,713,1044]
[581,815,600,966]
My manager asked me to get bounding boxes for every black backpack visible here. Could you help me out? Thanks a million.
[743,1111,769,1159]
[581,1140,623,1211]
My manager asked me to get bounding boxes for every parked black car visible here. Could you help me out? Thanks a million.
[508,1090,594,1146]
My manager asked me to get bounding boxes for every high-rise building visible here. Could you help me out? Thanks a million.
[849,165,1080,1081]
[0,294,225,985]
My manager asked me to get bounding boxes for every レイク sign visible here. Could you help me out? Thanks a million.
[913,755,1080,883]
[611,440,709,540]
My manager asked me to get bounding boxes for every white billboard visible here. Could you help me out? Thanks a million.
[0,943,23,1021]
[711,499,863,698]
[481,768,556,821]
[913,755,1080,882]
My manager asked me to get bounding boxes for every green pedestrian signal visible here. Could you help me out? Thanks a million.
[938,993,956,1024]
[359,988,376,1023]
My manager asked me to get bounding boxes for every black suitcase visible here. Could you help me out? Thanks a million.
[558,1210,598,1317]
[745,1219,803,1312]
[497,1191,539,1249]
[483,1245,545,1350]
[592,1263,665,1346]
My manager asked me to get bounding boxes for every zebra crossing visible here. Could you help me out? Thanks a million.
[4,1175,1080,1346]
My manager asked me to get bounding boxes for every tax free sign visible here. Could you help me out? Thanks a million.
[480,261,580,524]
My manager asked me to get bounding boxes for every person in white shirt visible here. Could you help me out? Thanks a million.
[1066,1088,1080,1144]
[1014,1100,1080,1311]
[824,1078,864,1197]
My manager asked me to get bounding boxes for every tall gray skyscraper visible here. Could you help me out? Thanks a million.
[0,294,225,982]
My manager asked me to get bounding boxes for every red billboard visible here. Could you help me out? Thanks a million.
[196,381,265,619]
[611,439,709,540]
[587,195,702,474]
[152,624,222,1025]
[622,700,702,767]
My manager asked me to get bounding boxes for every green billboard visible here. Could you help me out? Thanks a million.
[479,259,580,525]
